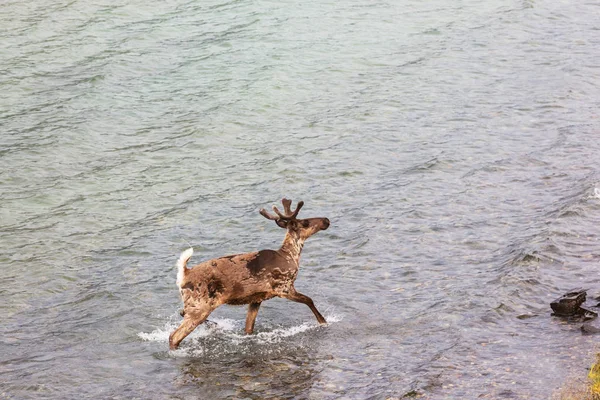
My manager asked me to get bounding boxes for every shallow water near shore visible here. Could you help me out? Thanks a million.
[2,0,600,398]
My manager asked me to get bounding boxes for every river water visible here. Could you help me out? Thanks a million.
[2,0,600,398]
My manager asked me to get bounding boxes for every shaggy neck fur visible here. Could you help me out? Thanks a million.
[279,231,306,262]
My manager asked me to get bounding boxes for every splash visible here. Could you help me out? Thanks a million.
[138,316,237,343]
[138,313,342,357]
[594,188,600,199]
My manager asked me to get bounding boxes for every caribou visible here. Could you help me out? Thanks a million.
[169,199,330,349]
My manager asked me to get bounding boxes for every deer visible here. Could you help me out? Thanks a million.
[169,198,330,349]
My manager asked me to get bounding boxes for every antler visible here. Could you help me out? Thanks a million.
[260,198,304,221]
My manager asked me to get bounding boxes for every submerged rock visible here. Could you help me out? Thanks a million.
[581,323,600,335]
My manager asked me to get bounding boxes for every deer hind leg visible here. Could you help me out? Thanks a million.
[245,302,262,334]
[169,309,213,350]
[283,289,327,324]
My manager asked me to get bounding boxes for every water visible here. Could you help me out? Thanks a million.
[2,0,600,398]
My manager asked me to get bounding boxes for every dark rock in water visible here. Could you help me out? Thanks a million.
[550,289,587,316]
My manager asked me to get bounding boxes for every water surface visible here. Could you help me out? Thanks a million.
[2,0,600,398]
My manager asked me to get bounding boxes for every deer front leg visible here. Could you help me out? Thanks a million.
[283,290,327,324]
[169,310,212,350]
[245,302,262,334]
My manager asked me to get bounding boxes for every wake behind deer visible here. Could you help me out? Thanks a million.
[169,198,330,349]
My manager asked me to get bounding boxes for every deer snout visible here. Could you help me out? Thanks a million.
[322,218,330,230]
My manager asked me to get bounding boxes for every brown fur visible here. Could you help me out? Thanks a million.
[169,199,330,349]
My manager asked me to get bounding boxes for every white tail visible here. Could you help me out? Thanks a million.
[176,248,194,288]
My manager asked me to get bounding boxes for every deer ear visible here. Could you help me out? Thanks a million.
[275,219,288,229]
[287,220,299,230]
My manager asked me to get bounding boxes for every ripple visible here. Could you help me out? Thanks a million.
[2,0,600,398]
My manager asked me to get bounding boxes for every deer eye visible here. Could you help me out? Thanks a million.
[302,221,310,228]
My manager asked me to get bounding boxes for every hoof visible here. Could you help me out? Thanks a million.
[168,332,179,350]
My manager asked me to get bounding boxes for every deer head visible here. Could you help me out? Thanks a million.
[260,198,330,240]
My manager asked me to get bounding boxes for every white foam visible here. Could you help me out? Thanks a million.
[138,312,343,355]
[137,323,175,342]
[138,316,236,342]
[594,187,600,199]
